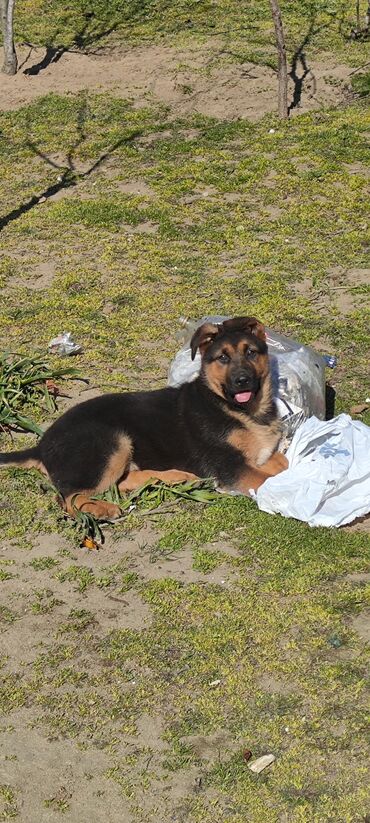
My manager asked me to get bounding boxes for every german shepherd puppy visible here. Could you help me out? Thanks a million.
[0,317,288,519]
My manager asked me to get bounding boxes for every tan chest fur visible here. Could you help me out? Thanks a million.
[227,419,281,468]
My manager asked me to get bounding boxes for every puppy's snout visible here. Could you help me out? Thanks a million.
[233,371,252,389]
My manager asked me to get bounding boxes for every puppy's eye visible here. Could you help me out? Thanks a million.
[246,350,257,360]
[218,353,230,364]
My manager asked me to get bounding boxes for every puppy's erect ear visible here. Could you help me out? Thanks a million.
[190,322,220,360]
[246,316,266,342]
[222,316,266,342]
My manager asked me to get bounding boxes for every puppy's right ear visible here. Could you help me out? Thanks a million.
[190,323,220,361]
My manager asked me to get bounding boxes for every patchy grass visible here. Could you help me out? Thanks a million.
[351,70,370,97]
[30,556,59,570]
[1,541,368,818]
[0,93,368,425]
[192,547,226,573]
[0,88,369,821]
[0,785,18,821]
[10,0,370,71]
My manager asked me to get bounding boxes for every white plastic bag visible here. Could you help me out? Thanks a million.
[255,414,370,527]
[168,316,327,443]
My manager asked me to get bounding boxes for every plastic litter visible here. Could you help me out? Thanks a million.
[328,635,342,648]
[248,754,276,773]
[48,332,82,357]
[254,414,370,527]
[169,317,329,443]
[322,354,337,369]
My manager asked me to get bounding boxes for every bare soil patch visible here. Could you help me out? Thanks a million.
[294,266,369,316]
[0,716,130,823]
[0,43,353,120]
[0,520,241,821]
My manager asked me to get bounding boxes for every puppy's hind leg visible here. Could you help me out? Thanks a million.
[63,493,121,521]
[61,435,133,520]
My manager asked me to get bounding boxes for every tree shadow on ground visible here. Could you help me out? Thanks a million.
[22,0,155,76]
[288,18,329,114]
[23,11,121,76]
[0,95,142,233]
[23,44,71,76]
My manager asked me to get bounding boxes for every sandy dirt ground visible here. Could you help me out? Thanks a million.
[0,42,353,119]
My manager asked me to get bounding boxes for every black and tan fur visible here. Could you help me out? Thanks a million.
[0,317,288,519]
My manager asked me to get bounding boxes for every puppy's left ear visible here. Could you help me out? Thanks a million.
[222,316,266,342]
[190,322,220,360]
[247,317,266,342]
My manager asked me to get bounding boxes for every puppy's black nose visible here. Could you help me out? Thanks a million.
[234,372,251,388]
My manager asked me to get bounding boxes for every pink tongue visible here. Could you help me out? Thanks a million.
[234,391,252,403]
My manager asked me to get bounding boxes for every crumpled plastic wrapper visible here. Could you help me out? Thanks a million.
[48,332,82,357]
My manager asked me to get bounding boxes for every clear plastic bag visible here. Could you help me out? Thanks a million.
[168,317,327,444]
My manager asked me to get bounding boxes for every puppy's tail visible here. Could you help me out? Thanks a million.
[0,446,43,470]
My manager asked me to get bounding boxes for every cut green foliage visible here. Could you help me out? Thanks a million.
[0,353,79,436]
[70,498,106,548]
[112,478,220,509]
[70,479,220,547]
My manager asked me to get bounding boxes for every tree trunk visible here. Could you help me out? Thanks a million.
[1,0,17,75]
[366,0,370,28]
[356,0,360,29]
[269,0,288,119]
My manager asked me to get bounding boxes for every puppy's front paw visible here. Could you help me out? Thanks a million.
[274,452,289,472]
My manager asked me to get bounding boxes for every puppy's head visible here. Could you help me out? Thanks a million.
[190,316,269,408]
